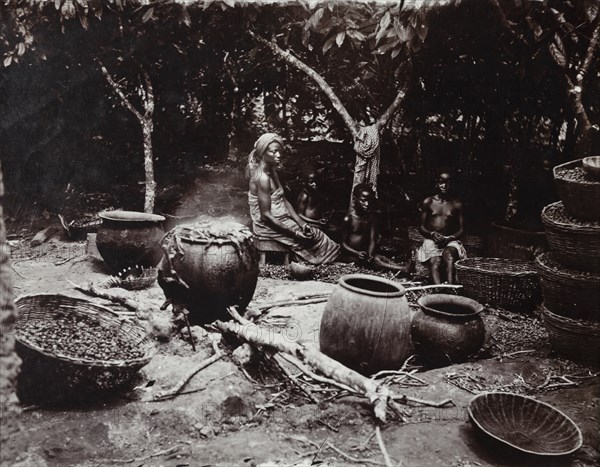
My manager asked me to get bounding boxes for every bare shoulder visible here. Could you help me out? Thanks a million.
[297,190,309,201]
[421,196,434,209]
[255,172,273,192]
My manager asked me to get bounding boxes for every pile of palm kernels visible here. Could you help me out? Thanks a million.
[16,313,144,361]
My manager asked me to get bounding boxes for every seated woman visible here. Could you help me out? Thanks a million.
[247,133,340,265]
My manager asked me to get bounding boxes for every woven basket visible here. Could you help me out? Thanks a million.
[485,222,546,261]
[455,257,541,312]
[116,266,158,290]
[541,202,600,272]
[535,253,600,321]
[541,306,600,366]
[14,294,155,398]
[553,159,600,221]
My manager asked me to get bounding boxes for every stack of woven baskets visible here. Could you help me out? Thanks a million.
[537,159,600,365]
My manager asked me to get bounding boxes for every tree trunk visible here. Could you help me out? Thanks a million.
[142,119,156,214]
[99,61,157,213]
[0,161,22,465]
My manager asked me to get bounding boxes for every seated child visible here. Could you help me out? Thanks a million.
[296,166,329,230]
[341,183,409,273]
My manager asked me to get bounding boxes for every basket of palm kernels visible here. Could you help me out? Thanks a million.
[14,294,155,395]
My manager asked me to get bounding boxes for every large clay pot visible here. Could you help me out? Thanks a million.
[319,274,414,375]
[96,210,165,272]
[412,294,485,367]
[158,221,259,324]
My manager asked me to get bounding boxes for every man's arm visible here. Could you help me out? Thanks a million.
[446,201,464,241]
[296,190,308,216]
[367,213,379,259]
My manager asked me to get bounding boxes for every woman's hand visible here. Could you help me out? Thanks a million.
[302,223,315,237]
[295,229,317,247]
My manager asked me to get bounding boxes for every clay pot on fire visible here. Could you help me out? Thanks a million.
[157,221,259,324]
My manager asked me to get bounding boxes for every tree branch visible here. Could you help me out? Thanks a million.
[249,31,359,138]
[376,84,407,129]
[98,60,144,122]
[577,17,600,88]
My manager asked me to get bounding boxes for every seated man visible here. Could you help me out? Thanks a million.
[416,172,467,284]
[341,183,408,273]
[295,166,329,230]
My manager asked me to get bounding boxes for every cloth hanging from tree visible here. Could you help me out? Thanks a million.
[353,125,381,195]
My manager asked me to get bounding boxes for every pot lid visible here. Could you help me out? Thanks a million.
[99,210,166,222]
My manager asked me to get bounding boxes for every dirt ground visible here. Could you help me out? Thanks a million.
[2,235,599,467]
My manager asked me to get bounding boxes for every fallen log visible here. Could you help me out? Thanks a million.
[216,306,452,423]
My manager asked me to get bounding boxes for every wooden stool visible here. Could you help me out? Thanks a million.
[254,237,291,265]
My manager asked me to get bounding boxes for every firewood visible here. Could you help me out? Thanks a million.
[30,224,62,247]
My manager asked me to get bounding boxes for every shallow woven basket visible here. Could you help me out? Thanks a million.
[468,392,583,456]
[541,202,600,272]
[116,266,158,290]
[455,257,541,312]
[14,294,155,393]
[553,159,600,221]
[541,306,600,366]
[535,253,600,321]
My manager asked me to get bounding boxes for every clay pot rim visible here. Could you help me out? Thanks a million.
[583,156,600,180]
[417,293,484,318]
[99,210,166,223]
[339,273,406,298]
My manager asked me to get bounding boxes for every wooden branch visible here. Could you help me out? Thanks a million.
[98,60,144,122]
[391,394,454,408]
[30,224,62,247]
[405,284,463,292]
[249,31,359,138]
[376,84,407,129]
[145,338,223,401]
[66,278,140,311]
[217,307,391,422]
[106,445,185,464]
[325,442,385,466]
[577,15,599,87]
[255,297,329,312]
[277,352,357,394]
[272,353,319,403]
[375,426,394,467]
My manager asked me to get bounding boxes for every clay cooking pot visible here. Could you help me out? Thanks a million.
[96,210,165,272]
[411,293,485,367]
[320,274,414,375]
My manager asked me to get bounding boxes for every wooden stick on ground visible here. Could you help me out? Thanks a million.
[106,444,185,464]
[375,426,394,467]
[255,297,330,312]
[145,338,223,402]
[325,442,385,466]
[405,284,463,292]
[67,278,140,311]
